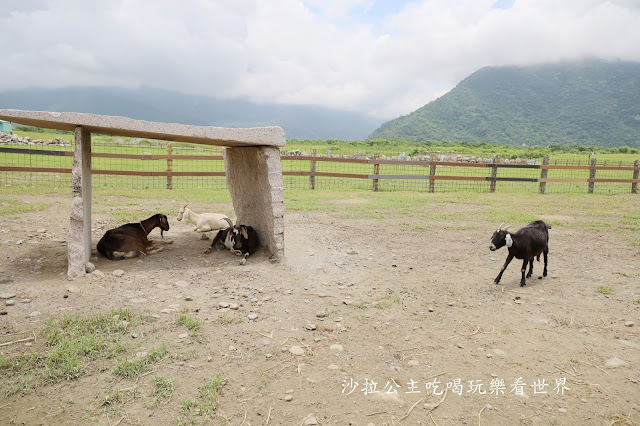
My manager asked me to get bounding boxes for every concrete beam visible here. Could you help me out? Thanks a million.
[67,126,92,279]
[224,147,284,261]
[0,109,285,147]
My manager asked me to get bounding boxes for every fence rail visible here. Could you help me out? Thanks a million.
[1,145,638,194]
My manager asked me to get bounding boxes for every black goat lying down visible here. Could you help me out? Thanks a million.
[97,214,172,260]
[490,220,551,287]
[204,218,259,265]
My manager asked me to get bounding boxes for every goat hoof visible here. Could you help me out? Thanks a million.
[520,282,527,287]
[538,275,543,280]
[526,273,532,278]
[204,249,211,254]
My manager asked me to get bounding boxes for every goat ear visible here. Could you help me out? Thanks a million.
[505,233,513,247]
[241,226,248,239]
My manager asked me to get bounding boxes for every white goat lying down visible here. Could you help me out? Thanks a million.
[177,205,231,232]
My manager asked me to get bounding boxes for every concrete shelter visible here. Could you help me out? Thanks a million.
[0,109,286,279]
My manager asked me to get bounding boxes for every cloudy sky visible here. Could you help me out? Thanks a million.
[1,0,639,119]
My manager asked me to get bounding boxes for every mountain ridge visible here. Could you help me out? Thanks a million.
[369,60,640,148]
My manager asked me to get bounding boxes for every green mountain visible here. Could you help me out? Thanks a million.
[369,60,640,148]
[0,86,382,141]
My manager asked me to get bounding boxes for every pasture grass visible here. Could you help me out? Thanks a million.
[0,308,172,396]
[180,397,198,414]
[217,313,231,325]
[597,285,612,295]
[174,375,227,424]
[176,314,202,339]
[374,295,403,309]
[152,374,174,402]
[0,198,48,216]
[173,349,198,362]
[0,309,135,396]
[114,209,165,224]
[12,125,640,159]
[101,388,123,407]
[113,343,169,379]
[0,185,69,196]
[257,370,268,390]
[198,375,227,417]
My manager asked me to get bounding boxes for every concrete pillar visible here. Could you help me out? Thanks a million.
[223,146,284,261]
[67,126,92,279]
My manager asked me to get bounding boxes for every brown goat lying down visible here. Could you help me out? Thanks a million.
[97,214,172,260]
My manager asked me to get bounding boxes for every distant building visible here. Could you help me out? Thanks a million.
[0,120,12,133]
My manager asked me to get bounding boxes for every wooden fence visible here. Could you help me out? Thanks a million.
[286,153,640,194]
[1,145,639,194]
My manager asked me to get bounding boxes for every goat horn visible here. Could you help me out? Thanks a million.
[223,217,234,228]
[503,225,512,231]
[498,222,505,230]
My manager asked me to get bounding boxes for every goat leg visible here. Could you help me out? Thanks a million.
[113,250,144,259]
[526,257,534,278]
[495,253,514,284]
[239,253,249,266]
[205,231,226,254]
[146,246,164,255]
[520,258,529,286]
[149,239,173,247]
[542,249,548,277]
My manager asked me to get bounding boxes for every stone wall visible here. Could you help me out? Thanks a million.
[0,131,71,146]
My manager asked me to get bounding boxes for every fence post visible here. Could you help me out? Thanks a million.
[490,155,499,193]
[632,159,639,194]
[539,155,549,194]
[372,152,380,192]
[310,148,316,190]
[166,143,173,190]
[588,157,597,194]
[429,153,436,193]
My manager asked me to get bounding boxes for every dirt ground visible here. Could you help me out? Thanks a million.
[1,192,639,425]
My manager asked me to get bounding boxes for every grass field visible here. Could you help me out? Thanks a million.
[10,125,640,161]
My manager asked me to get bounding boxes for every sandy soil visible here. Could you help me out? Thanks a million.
[1,193,639,425]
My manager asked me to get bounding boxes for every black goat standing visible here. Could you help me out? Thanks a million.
[489,220,551,287]
[97,214,172,260]
[204,218,259,265]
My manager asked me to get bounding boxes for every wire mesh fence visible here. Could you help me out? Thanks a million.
[1,138,639,195]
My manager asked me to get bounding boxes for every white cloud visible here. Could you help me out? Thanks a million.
[1,0,639,119]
